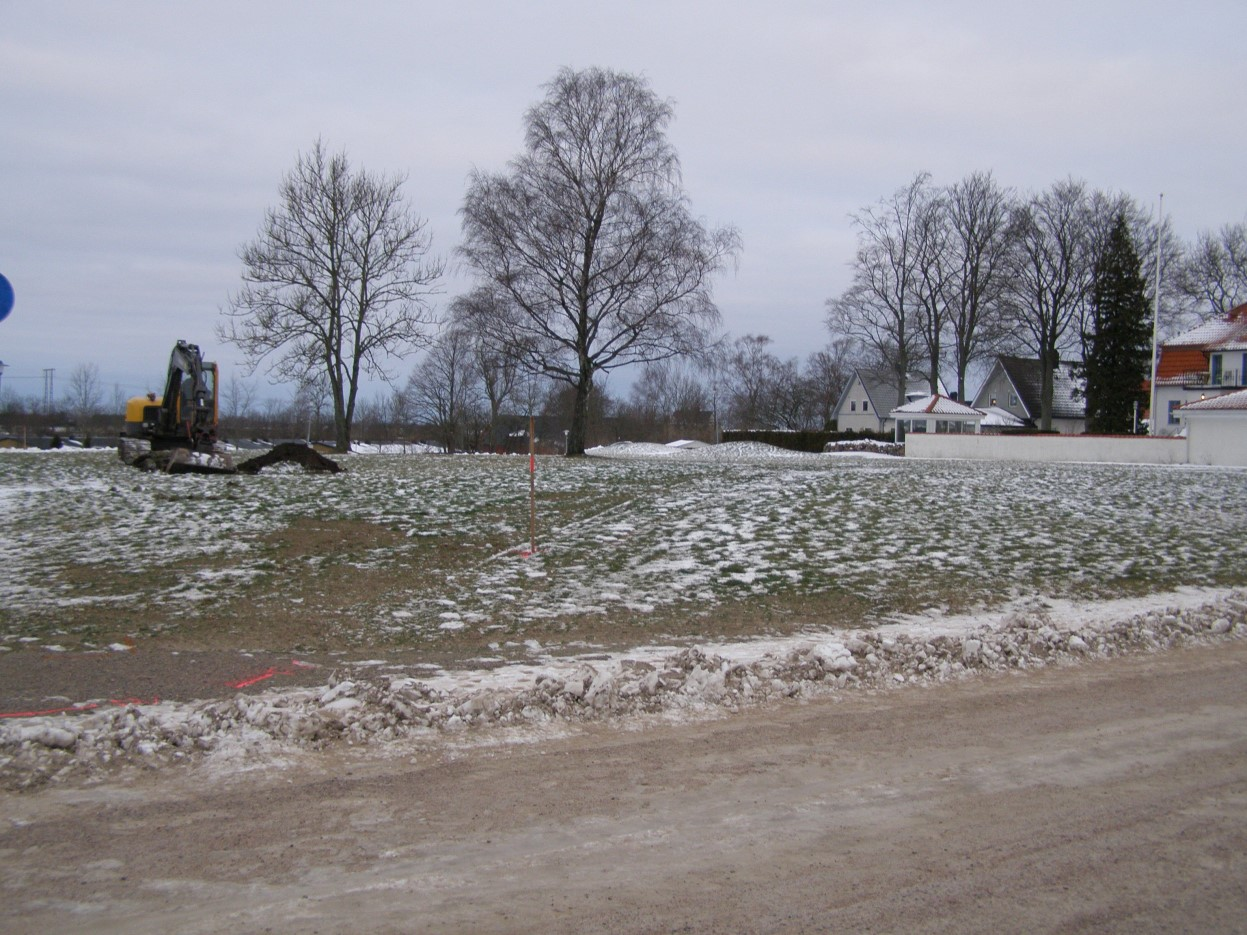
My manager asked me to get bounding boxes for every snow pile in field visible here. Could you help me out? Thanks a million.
[588,440,817,461]
[350,442,444,455]
[823,439,904,457]
[588,440,904,462]
[2,588,1245,788]
[588,442,689,459]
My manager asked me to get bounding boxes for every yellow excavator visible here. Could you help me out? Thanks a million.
[119,340,221,466]
[119,341,340,475]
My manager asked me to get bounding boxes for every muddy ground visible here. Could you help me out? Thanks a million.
[3,639,1245,934]
[0,647,393,715]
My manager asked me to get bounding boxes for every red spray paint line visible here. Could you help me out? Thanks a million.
[0,697,160,719]
[225,658,318,689]
[0,657,320,716]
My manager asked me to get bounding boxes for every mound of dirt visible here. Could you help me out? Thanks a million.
[236,442,342,474]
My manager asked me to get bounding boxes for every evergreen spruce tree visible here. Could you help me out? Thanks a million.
[1083,214,1152,433]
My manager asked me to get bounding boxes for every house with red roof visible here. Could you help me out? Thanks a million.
[1152,303,1247,435]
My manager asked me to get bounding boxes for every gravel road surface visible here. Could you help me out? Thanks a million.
[3,640,1246,934]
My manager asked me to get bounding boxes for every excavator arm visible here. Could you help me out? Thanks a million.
[156,340,218,450]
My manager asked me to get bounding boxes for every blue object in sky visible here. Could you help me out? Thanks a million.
[0,273,12,322]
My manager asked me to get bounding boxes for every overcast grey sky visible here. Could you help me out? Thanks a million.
[2,0,1244,405]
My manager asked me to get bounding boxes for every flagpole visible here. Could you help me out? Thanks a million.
[1148,193,1164,434]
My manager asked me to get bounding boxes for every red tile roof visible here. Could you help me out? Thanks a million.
[1156,304,1247,381]
[1155,347,1209,381]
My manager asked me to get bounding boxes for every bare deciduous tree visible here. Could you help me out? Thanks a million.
[449,287,529,450]
[221,139,444,452]
[222,375,257,423]
[827,173,931,413]
[628,359,711,441]
[911,183,954,395]
[944,171,1014,402]
[1003,178,1094,430]
[722,334,780,430]
[64,362,103,431]
[1175,221,1247,321]
[459,67,739,455]
[406,326,480,453]
[804,338,858,429]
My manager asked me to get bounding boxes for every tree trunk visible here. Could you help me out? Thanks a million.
[567,372,593,456]
[333,390,351,452]
[893,346,909,432]
[1039,345,1056,432]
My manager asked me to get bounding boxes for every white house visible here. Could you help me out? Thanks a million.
[833,369,947,434]
[1152,303,1247,435]
[1178,388,1247,466]
[890,394,984,441]
[970,355,1085,434]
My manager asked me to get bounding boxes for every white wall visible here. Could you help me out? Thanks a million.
[905,434,1191,464]
[1185,414,1247,467]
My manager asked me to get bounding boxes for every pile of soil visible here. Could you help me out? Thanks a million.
[236,442,342,474]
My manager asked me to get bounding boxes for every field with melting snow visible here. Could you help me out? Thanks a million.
[1,444,1246,785]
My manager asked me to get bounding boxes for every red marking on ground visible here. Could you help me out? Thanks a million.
[225,659,316,689]
[0,697,162,719]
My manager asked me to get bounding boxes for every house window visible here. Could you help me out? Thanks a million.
[989,397,997,407]
[862,400,869,412]
[1168,400,1182,425]
[850,401,857,412]
[1211,354,1223,385]
[1009,392,1019,407]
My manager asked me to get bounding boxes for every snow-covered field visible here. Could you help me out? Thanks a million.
[3,444,1245,645]
[1,444,1246,785]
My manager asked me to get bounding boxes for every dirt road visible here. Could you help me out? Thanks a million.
[3,641,1246,934]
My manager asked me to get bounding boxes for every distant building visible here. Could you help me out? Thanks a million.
[1151,303,1247,436]
[833,369,947,434]
[1178,387,1247,465]
[889,394,984,441]
[971,355,1086,434]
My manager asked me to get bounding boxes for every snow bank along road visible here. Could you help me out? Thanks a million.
[2,587,1242,786]
[3,636,1247,933]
